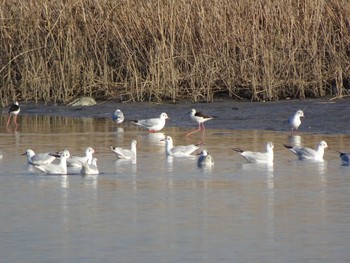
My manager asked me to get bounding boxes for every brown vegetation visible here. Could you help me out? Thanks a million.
[1,0,350,106]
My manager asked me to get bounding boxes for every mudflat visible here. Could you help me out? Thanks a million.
[14,97,350,134]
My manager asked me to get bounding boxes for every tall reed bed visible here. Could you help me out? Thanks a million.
[1,0,349,106]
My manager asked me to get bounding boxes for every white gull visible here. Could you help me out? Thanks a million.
[132,112,169,132]
[22,149,56,165]
[161,136,201,157]
[288,110,304,133]
[233,142,274,164]
[284,140,328,162]
[81,157,99,175]
[34,149,70,175]
[110,139,137,160]
[67,147,95,167]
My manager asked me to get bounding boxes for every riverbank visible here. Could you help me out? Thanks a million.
[8,97,350,134]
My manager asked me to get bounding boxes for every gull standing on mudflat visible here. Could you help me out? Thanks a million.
[284,140,328,162]
[132,112,169,132]
[81,157,99,175]
[186,109,214,136]
[22,149,56,165]
[110,139,137,160]
[112,109,125,124]
[161,136,201,157]
[6,101,20,128]
[67,147,95,167]
[337,151,350,166]
[34,149,70,175]
[233,142,274,164]
[288,110,304,133]
[197,150,214,167]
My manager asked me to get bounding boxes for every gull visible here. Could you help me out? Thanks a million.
[288,110,304,133]
[284,140,328,162]
[132,112,169,132]
[197,150,214,167]
[233,142,274,164]
[81,158,99,175]
[22,149,56,165]
[186,109,214,136]
[67,147,95,167]
[6,101,20,128]
[110,139,137,160]
[338,151,350,166]
[112,109,124,124]
[34,149,70,175]
[161,135,201,157]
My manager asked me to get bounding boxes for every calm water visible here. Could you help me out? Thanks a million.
[1,115,350,263]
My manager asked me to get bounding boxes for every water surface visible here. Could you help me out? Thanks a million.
[1,115,350,263]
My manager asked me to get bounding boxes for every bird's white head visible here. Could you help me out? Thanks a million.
[22,149,35,157]
[318,141,328,149]
[160,113,169,120]
[296,110,304,118]
[266,142,274,151]
[86,147,95,155]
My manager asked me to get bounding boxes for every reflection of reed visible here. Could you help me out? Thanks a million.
[10,115,112,134]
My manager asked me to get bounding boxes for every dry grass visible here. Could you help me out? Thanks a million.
[1,0,350,106]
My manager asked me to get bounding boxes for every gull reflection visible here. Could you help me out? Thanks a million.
[166,156,174,172]
[60,175,69,189]
[114,159,137,174]
[143,132,165,149]
[82,174,98,190]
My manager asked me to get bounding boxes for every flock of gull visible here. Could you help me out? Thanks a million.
[3,101,350,176]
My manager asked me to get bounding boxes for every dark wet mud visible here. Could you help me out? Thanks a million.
[9,97,350,134]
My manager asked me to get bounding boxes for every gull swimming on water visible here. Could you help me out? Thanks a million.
[34,149,70,175]
[197,150,214,167]
[132,112,169,132]
[81,157,99,175]
[288,110,304,133]
[161,136,201,157]
[110,139,137,160]
[186,109,214,136]
[284,140,328,162]
[22,149,56,165]
[112,109,125,124]
[337,151,350,166]
[233,142,274,164]
[67,147,95,167]
[6,101,20,128]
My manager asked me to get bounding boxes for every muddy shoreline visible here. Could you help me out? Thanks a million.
[12,97,350,134]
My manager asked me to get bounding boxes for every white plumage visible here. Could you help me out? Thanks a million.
[67,147,95,167]
[110,139,137,160]
[81,158,99,175]
[132,112,169,132]
[162,136,201,157]
[34,150,70,175]
[284,140,328,162]
[288,110,304,132]
[233,142,274,164]
[22,149,56,165]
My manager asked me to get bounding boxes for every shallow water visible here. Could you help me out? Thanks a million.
[1,115,350,263]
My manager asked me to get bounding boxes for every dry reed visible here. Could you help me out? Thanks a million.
[1,0,350,106]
